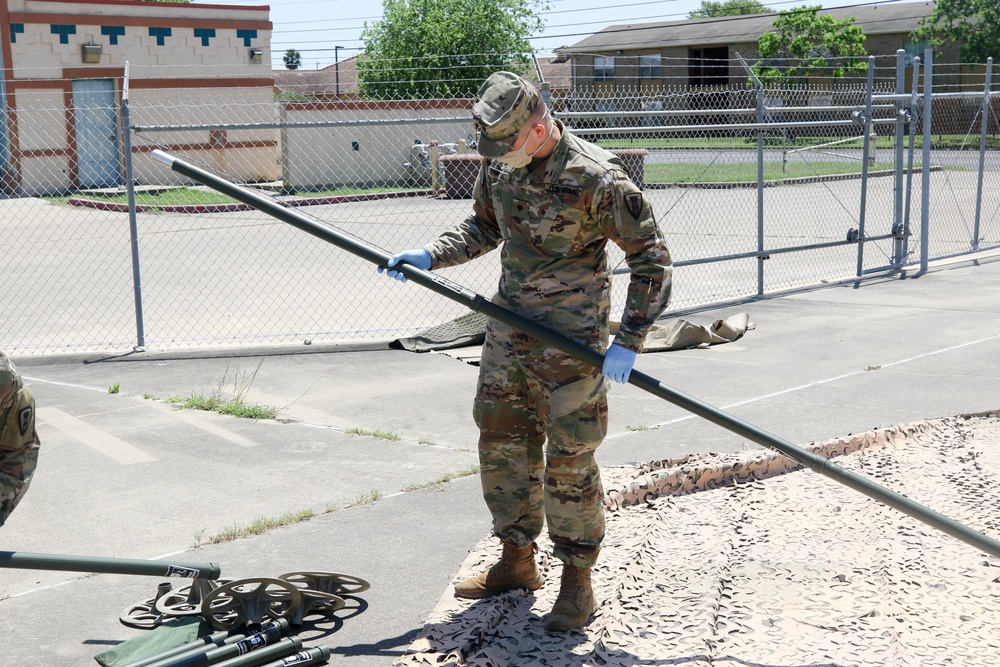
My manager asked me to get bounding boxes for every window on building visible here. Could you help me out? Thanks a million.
[689,47,729,86]
[639,53,662,79]
[904,39,928,67]
[594,56,615,82]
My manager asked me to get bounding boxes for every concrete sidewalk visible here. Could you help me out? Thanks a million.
[1,250,998,666]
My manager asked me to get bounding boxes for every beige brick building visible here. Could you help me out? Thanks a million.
[0,0,275,195]
[561,1,968,96]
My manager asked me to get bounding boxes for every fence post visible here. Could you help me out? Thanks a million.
[756,83,765,296]
[972,57,993,252]
[892,50,906,266]
[121,62,145,352]
[856,56,875,277]
[902,56,921,266]
[920,48,933,273]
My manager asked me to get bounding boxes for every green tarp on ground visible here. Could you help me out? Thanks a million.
[392,311,751,355]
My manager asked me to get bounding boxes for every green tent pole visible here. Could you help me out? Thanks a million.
[0,551,221,579]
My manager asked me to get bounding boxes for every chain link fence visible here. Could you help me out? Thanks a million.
[1,52,997,355]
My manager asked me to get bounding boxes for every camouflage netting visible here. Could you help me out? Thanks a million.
[396,412,1000,666]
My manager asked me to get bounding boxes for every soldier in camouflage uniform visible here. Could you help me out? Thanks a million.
[379,71,672,631]
[0,352,40,527]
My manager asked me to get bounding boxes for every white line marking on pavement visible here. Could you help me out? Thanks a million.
[41,407,157,464]
[21,376,107,392]
[145,401,259,448]
[23,375,258,447]
[8,575,87,599]
[608,332,1000,440]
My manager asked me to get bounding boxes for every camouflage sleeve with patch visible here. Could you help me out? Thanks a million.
[0,355,41,527]
[423,160,504,269]
[596,169,673,353]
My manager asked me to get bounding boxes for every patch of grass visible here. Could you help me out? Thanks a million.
[345,427,401,441]
[626,424,660,432]
[350,489,382,506]
[599,133,1000,151]
[191,493,384,548]
[108,383,120,394]
[865,365,882,371]
[645,160,898,184]
[293,185,427,197]
[418,437,436,446]
[204,509,315,544]
[166,359,277,419]
[143,393,155,400]
[401,466,480,492]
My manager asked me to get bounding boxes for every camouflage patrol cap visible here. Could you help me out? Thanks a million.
[472,71,542,158]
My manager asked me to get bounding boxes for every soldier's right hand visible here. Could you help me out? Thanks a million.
[377,249,431,282]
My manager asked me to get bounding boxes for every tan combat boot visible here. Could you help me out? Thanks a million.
[454,541,544,599]
[545,564,597,632]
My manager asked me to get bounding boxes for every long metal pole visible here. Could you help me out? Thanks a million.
[0,550,221,579]
[856,56,875,277]
[122,62,146,351]
[151,149,1000,561]
[920,48,933,273]
[972,57,993,252]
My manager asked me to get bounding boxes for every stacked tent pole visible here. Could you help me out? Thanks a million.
[150,150,1000,561]
[121,629,244,667]
[141,633,299,667]
[122,620,290,667]
[219,645,330,667]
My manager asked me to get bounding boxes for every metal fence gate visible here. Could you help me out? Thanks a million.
[1,51,997,355]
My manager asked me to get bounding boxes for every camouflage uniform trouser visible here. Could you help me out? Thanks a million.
[473,320,608,569]
[1,354,40,527]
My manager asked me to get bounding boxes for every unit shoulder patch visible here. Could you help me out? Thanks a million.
[18,406,31,436]
[624,192,644,220]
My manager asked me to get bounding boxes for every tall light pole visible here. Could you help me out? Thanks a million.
[335,45,344,98]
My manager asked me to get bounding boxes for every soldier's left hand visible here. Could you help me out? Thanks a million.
[602,344,637,384]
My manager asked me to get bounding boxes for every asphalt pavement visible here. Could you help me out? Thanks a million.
[1,248,999,666]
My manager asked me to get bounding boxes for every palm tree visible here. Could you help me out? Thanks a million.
[283,48,302,70]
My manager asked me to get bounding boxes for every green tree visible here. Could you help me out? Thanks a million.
[912,0,999,62]
[283,48,302,70]
[357,0,545,99]
[752,5,868,86]
[689,0,773,18]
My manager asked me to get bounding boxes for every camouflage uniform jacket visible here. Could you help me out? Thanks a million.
[424,120,672,352]
[1,352,40,526]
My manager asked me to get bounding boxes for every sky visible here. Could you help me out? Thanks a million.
[198,0,907,70]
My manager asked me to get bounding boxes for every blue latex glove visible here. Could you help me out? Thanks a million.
[602,343,637,384]
[377,249,431,282]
